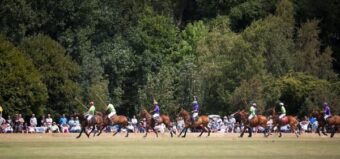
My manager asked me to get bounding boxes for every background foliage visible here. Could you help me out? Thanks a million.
[0,0,339,118]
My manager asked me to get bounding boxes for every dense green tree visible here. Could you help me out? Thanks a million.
[295,0,340,72]
[294,20,335,79]
[242,0,295,76]
[20,35,81,115]
[229,0,278,32]
[0,35,47,116]
[277,73,332,116]
[0,0,39,42]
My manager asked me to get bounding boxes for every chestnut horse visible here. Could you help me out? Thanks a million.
[266,107,300,138]
[96,111,130,137]
[311,110,340,138]
[234,109,270,137]
[139,108,176,138]
[74,112,104,138]
[177,108,211,138]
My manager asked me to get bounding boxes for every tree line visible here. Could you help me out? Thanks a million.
[0,0,339,118]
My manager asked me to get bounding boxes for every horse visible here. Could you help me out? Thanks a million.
[73,112,104,138]
[266,107,300,138]
[96,111,130,137]
[234,109,270,137]
[139,108,176,138]
[177,108,210,138]
[311,110,340,138]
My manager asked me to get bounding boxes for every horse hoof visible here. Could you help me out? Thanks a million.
[181,136,186,138]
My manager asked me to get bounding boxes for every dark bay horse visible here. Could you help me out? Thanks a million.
[74,112,104,138]
[177,108,211,138]
[234,109,270,137]
[139,108,176,138]
[96,111,130,137]
[311,110,340,138]
[266,107,300,138]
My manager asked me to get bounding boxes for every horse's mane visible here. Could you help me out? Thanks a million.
[96,111,103,116]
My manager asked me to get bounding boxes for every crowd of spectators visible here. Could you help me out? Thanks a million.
[0,113,82,133]
[0,112,322,134]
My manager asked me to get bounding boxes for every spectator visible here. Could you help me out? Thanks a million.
[46,114,53,128]
[309,116,318,133]
[0,118,6,133]
[7,115,13,127]
[131,115,138,133]
[228,115,236,133]
[15,114,25,133]
[49,122,60,133]
[139,118,146,133]
[71,117,81,133]
[40,115,46,127]
[2,120,13,133]
[300,116,309,133]
[177,117,184,133]
[68,116,76,132]
[30,114,37,127]
[22,122,28,133]
[59,114,69,133]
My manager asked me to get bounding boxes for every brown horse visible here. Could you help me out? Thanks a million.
[177,108,211,138]
[139,108,176,138]
[266,107,300,138]
[234,109,270,137]
[74,112,104,138]
[311,110,340,138]
[96,111,130,137]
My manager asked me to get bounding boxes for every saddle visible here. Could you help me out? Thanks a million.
[86,116,96,124]
[279,116,288,124]
[153,116,161,123]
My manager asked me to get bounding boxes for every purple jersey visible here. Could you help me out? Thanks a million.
[193,103,199,112]
[324,106,331,116]
[154,105,160,114]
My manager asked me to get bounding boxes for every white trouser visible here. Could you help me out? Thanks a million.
[108,112,116,119]
[153,113,160,119]
[248,115,255,120]
[192,113,198,119]
[87,115,93,121]
[279,114,286,119]
[324,115,330,120]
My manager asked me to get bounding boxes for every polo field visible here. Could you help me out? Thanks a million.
[1,133,339,159]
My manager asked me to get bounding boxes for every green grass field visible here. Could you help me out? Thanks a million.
[0,133,340,159]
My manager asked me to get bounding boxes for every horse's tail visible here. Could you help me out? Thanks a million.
[124,116,129,127]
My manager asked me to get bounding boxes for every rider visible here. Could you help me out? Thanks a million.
[279,102,286,120]
[248,103,257,121]
[106,102,116,119]
[150,98,160,122]
[323,102,331,120]
[192,96,199,124]
[86,101,96,121]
